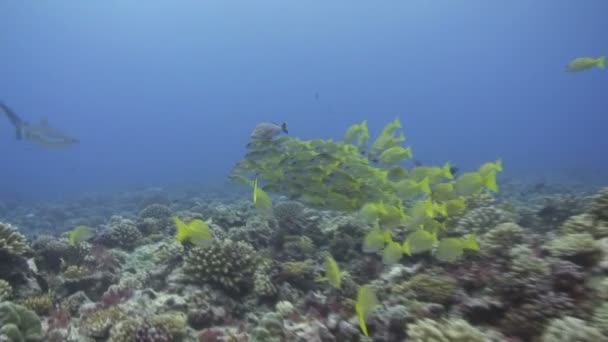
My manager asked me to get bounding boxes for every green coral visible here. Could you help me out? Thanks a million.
[406,318,488,342]
[152,312,187,340]
[183,239,258,293]
[250,312,284,342]
[280,260,315,285]
[395,273,457,305]
[0,280,12,302]
[0,222,29,257]
[282,235,315,260]
[81,307,126,338]
[254,260,277,298]
[545,233,601,266]
[541,316,605,342]
[0,301,43,342]
[20,293,53,316]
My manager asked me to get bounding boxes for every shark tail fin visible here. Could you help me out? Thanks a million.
[0,101,23,128]
[281,122,288,134]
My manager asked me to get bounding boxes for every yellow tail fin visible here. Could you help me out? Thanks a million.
[598,56,606,69]
[173,216,189,242]
[483,170,499,192]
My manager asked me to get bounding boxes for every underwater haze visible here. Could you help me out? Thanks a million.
[1,0,606,199]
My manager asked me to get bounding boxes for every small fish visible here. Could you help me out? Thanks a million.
[315,255,343,289]
[250,122,288,140]
[67,225,94,245]
[377,146,412,166]
[435,234,479,262]
[566,56,605,72]
[253,177,273,214]
[402,229,437,256]
[382,240,403,264]
[362,226,390,253]
[173,216,213,246]
[355,286,380,337]
[454,170,498,196]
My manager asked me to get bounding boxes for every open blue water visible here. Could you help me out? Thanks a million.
[1,0,606,199]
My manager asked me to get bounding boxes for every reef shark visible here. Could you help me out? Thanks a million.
[0,101,79,148]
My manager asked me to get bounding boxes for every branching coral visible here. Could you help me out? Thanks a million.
[80,306,126,338]
[183,239,258,293]
[20,293,53,315]
[0,222,29,257]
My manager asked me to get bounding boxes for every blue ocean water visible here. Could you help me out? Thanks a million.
[1,0,606,199]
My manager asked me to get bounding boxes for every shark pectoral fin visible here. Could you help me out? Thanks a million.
[15,128,22,140]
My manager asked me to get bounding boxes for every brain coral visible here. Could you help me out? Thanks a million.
[183,239,258,293]
[0,222,29,257]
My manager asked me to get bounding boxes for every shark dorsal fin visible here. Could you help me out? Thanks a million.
[40,117,48,126]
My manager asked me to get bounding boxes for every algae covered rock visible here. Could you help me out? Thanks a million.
[0,301,43,342]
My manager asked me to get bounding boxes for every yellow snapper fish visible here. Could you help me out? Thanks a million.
[377,145,412,166]
[315,255,344,289]
[253,177,273,214]
[344,120,369,150]
[382,239,403,264]
[355,285,381,337]
[173,216,213,246]
[453,170,498,196]
[362,225,391,253]
[566,56,605,72]
[402,229,437,256]
[435,234,479,262]
[67,225,94,245]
